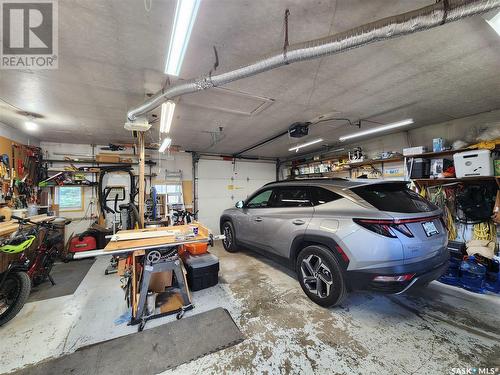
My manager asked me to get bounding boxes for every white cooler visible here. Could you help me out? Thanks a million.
[453,149,493,178]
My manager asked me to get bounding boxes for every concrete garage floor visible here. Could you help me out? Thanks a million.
[1,243,499,374]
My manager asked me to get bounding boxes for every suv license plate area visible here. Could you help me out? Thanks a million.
[422,221,439,237]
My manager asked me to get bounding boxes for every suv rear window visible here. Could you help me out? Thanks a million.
[351,183,437,213]
[310,187,342,206]
[272,187,312,208]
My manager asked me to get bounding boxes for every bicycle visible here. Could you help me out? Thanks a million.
[0,215,71,326]
[172,209,198,226]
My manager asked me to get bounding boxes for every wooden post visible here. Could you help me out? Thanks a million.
[138,132,145,228]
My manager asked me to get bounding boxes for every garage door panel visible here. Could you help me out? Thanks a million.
[197,180,233,198]
[234,162,274,177]
[197,159,275,234]
[197,160,234,179]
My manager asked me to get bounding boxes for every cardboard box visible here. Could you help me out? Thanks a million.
[96,154,120,163]
[117,258,127,276]
[403,146,427,156]
[158,292,184,314]
[432,138,444,152]
[148,271,173,293]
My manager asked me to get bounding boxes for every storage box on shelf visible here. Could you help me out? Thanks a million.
[405,146,499,188]
[289,155,404,180]
[454,149,494,178]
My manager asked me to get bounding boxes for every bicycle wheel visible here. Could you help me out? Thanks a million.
[0,272,31,326]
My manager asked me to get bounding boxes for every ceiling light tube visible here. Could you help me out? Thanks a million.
[485,10,500,36]
[159,137,172,153]
[25,121,38,132]
[160,101,175,133]
[339,119,414,142]
[165,0,201,76]
[289,138,323,152]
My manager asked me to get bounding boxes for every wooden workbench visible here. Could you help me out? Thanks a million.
[0,214,53,237]
[103,223,211,252]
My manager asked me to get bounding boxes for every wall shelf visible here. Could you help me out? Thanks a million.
[404,146,499,159]
[413,176,500,189]
[41,183,98,188]
[289,157,403,180]
[43,159,138,166]
[347,156,404,167]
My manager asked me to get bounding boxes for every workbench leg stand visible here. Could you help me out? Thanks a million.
[172,262,192,320]
[135,265,153,331]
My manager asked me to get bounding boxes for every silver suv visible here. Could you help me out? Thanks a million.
[220,179,449,306]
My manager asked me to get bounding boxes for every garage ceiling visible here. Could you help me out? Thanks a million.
[0,0,499,158]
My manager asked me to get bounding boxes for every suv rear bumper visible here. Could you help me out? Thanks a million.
[345,249,449,294]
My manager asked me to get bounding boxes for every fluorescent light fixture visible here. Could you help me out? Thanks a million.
[160,101,175,133]
[164,0,201,76]
[25,121,38,131]
[485,10,500,36]
[159,137,172,153]
[339,118,414,142]
[289,138,323,152]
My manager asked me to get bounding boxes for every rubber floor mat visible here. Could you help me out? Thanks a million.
[11,307,244,375]
[28,258,95,303]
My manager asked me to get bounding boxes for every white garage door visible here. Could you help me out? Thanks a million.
[196,159,276,234]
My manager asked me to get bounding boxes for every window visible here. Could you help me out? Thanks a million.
[310,187,343,206]
[246,189,273,208]
[154,183,183,205]
[351,183,437,213]
[272,187,311,208]
[57,186,83,211]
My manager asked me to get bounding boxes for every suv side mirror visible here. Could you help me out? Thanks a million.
[235,200,244,209]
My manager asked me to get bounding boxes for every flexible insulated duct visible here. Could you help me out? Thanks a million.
[127,0,500,121]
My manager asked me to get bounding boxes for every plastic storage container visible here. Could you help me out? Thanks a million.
[453,149,493,178]
[459,256,486,293]
[438,256,462,286]
[184,242,208,255]
[484,260,500,294]
[485,271,500,294]
[406,158,430,178]
[183,253,219,291]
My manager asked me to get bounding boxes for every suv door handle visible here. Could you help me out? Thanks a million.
[292,219,305,225]
[254,217,263,222]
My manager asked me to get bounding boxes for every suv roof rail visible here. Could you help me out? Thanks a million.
[263,178,348,186]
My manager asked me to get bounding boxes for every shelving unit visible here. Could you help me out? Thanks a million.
[347,156,404,167]
[404,146,499,183]
[46,169,157,178]
[413,176,500,190]
[44,159,138,166]
[290,156,404,180]
[41,182,98,187]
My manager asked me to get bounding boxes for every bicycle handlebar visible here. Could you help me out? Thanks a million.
[11,215,72,228]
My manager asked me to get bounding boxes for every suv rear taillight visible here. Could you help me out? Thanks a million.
[373,274,415,282]
[353,218,414,238]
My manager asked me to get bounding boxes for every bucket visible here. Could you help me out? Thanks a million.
[27,205,38,217]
